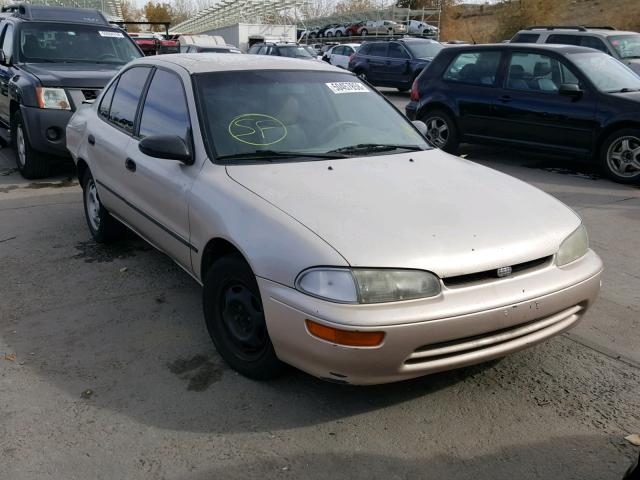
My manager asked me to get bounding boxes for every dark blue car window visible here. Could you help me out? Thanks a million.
[139,69,190,142]
[444,51,501,86]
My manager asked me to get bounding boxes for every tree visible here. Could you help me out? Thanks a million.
[143,1,174,31]
[120,0,141,32]
[334,0,377,14]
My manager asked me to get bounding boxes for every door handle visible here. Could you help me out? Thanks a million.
[125,157,136,172]
[88,134,95,145]
[498,95,513,103]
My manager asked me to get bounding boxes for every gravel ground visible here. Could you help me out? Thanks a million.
[1,93,639,479]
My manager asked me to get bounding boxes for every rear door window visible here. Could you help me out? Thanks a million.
[546,34,582,45]
[511,33,540,43]
[580,36,609,53]
[443,51,501,86]
[1,24,14,63]
[98,80,117,118]
[368,43,387,57]
[107,67,151,134]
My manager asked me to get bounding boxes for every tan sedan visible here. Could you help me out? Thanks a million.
[66,54,602,385]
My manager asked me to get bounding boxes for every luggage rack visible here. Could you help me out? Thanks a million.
[525,25,617,31]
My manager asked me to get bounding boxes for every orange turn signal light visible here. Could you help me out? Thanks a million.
[305,319,385,347]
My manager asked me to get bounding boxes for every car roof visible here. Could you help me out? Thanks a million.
[518,27,638,37]
[445,43,600,54]
[131,53,345,74]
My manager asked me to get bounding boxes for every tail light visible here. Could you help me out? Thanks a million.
[410,79,419,101]
[349,53,355,63]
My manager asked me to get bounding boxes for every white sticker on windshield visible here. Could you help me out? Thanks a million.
[325,82,370,94]
[99,31,125,38]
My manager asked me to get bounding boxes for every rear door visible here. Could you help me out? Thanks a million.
[490,50,597,154]
[440,49,503,138]
[89,66,151,219]
[365,42,388,83]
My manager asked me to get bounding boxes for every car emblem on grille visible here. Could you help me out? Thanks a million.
[497,266,512,278]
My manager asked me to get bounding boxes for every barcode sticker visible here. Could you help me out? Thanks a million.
[325,82,370,94]
[99,31,125,38]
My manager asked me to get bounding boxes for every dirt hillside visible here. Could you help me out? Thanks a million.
[442,0,640,43]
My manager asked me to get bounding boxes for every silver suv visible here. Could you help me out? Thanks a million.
[511,26,640,74]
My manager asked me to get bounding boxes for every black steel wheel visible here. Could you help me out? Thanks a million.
[203,255,284,380]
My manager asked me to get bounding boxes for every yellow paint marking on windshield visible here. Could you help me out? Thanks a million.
[228,114,287,146]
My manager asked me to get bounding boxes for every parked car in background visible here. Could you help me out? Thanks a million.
[129,32,158,56]
[360,20,407,36]
[0,3,142,178]
[406,43,640,184]
[319,42,339,60]
[346,22,364,36]
[510,26,640,74]
[324,43,360,68]
[349,38,443,91]
[307,27,321,39]
[182,44,241,54]
[67,54,602,385]
[248,42,316,60]
[301,44,318,58]
[325,24,349,37]
[317,24,337,38]
[402,20,438,37]
[156,34,179,54]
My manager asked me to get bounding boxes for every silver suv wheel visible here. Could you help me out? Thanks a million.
[607,136,640,178]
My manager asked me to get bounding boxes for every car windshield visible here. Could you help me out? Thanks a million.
[195,70,429,162]
[405,41,443,59]
[609,34,640,59]
[569,51,640,92]
[277,46,313,58]
[19,23,141,64]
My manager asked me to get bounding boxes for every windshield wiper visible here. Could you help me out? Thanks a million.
[217,150,347,161]
[328,143,425,155]
[607,87,640,93]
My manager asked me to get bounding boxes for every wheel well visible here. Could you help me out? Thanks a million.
[418,103,459,132]
[200,238,244,281]
[596,121,640,156]
[76,158,89,184]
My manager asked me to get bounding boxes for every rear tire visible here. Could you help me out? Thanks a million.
[12,111,51,179]
[203,255,284,381]
[421,108,460,154]
[599,128,640,184]
[360,29,368,36]
[81,169,125,243]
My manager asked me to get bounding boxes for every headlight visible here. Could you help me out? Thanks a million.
[36,87,71,110]
[557,224,589,266]
[296,268,441,304]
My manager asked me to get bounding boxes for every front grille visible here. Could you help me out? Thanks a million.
[81,89,99,101]
[404,304,584,366]
[443,255,552,287]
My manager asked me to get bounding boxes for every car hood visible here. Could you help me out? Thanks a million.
[226,151,580,278]
[20,62,123,88]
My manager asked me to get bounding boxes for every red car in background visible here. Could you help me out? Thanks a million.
[128,32,178,55]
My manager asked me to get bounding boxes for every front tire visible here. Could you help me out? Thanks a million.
[12,111,50,179]
[203,255,284,380]
[360,29,368,36]
[600,129,640,184]
[82,169,125,243]
[421,109,460,154]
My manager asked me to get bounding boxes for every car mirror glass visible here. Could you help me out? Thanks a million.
[138,135,193,164]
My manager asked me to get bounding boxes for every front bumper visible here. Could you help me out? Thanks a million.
[259,250,602,385]
[20,105,73,157]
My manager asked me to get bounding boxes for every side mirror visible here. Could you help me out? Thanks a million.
[138,135,193,164]
[559,83,583,98]
[412,120,428,137]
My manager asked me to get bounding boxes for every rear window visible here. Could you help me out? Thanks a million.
[546,34,582,45]
[443,51,501,86]
[511,33,540,43]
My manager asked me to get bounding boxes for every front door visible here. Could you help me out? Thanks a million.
[490,51,597,155]
[365,42,389,84]
[122,68,196,270]
[0,23,14,124]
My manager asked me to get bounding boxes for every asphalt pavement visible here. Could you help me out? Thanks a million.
[1,92,639,479]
